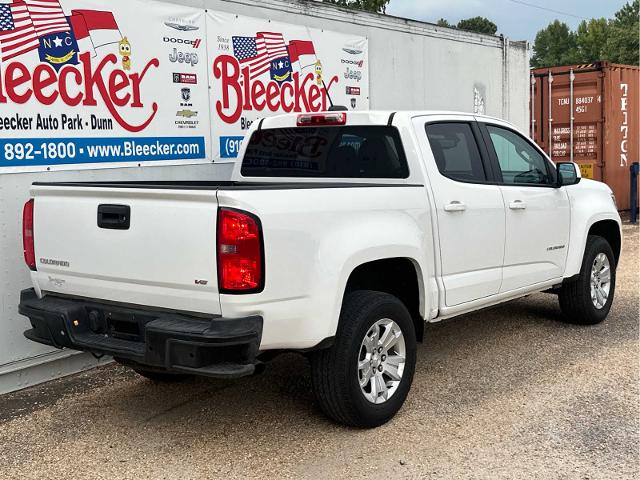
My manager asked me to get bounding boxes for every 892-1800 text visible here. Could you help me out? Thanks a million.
[4,142,77,161]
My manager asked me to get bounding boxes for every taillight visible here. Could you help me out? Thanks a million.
[297,112,346,126]
[217,208,264,293]
[23,199,36,271]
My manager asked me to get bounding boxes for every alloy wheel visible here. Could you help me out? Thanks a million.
[357,319,406,404]
[590,253,611,310]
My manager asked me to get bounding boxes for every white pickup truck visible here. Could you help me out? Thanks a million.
[20,111,622,427]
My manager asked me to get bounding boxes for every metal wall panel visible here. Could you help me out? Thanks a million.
[193,0,529,129]
[0,0,530,394]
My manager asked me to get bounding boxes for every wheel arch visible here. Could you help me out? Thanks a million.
[564,213,622,278]
[341,257,426,342]
[588,220,622,266]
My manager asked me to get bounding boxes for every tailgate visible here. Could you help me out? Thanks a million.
[30,185,221,315]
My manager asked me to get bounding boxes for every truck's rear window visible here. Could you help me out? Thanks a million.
[241,126,409,178]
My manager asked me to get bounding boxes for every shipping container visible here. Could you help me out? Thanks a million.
[0,0,530,394]
[531,62,639,210]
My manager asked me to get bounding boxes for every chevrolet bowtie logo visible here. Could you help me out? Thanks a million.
[176,110,198,118]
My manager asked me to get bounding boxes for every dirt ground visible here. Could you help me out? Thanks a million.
[1,223,638,479]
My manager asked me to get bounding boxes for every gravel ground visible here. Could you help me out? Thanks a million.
[1,224,638,479]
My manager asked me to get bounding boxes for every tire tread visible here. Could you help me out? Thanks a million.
[558,235,615,325]
[310,290,416,427]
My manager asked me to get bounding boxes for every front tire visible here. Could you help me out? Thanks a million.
[558,235,616,325]
[310,290,417,428]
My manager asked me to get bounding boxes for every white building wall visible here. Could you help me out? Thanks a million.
[0,0,529,394]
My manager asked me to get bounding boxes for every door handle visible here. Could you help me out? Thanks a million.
[444,201,467,212]
[509,200,527,210]
[98,204,131,230]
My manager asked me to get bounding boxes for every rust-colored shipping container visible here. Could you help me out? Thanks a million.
[530,62,639,210]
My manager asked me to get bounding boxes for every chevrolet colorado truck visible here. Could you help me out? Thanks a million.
[19,111,622,427]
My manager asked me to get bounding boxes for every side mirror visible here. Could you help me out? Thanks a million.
[557,162,581,187]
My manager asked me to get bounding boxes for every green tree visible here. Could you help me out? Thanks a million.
[322,0,389,13]
[456,16,498,35]
[604,0,639,65]
[532,1,638,68]
[575,18,609,63]
[531,20,578,68]
[436,18,454,28]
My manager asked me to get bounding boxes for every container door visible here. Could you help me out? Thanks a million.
[602,65,640,210]
[416,116,506,307]
[531,67,604,183]
[532,63,639,210]
[481,122,570,292]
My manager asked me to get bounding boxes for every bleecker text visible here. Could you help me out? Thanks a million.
[0,53,159,133]
[214,55,338,124]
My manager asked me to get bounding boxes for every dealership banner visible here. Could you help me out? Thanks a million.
[207,11,369,161]
[0,0,209,173]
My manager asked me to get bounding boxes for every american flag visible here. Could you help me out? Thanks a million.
[24,0,69,37]
[0,2,39,61]
[232,32,288,80]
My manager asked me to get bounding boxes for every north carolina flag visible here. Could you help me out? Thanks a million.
[288,40,315,64]
[68,12,94,55]
[70,9,120,48]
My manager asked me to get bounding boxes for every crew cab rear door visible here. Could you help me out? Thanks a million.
[29,184,221,315]
[414,115,505,307]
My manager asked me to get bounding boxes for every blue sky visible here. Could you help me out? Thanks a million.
[385,0,629,42]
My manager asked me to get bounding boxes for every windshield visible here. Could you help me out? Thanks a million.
[240,126,409,179]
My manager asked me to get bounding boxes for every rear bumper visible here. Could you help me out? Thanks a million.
[19,289,262,378]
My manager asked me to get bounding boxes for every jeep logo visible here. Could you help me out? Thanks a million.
[169,48,199,66]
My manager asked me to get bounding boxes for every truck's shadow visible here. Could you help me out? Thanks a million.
[2,292,633,434]
[102,293,630,428]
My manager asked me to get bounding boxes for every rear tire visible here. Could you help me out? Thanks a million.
[310,290,417,428]
[558,235,616,325]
